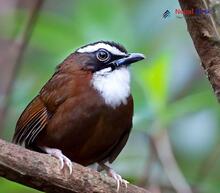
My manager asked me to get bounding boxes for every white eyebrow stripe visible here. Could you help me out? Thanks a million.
[76,43,127,56]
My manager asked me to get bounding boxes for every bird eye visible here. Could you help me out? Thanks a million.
[96,49,110,62]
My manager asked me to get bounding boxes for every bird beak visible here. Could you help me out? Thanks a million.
[103,52,145,71]
[113,53,145,68]
[114,53,145,67]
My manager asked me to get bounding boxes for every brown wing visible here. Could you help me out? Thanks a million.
[13,67,79,147]
[13,96,50,147]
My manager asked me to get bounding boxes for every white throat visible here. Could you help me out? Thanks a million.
[91,67,131,108]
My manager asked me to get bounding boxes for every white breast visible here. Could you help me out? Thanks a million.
[91,67,131,108]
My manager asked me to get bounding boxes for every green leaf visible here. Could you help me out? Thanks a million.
[134,53,170,113]
[0,178,42,193]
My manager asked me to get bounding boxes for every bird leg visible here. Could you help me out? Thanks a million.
[98,162,129,192]
[40,146,73,174]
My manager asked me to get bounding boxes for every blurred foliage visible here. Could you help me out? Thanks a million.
[0,178,40,193]
[1,0,220,193]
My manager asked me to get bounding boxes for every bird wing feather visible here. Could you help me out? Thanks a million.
[13,71,75,147]
[12,96,50,147]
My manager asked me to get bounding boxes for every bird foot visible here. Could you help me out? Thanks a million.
[41,147,73,174]
[107,168,129,192]
[98,163,129,192]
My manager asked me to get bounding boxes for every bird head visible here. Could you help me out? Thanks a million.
[57,41,145,108]
[74,41,145,73]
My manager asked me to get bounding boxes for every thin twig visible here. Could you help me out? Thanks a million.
[150,129,193,193]
[0,0,44,133]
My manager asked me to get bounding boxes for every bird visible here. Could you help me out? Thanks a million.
[12,40,145,190]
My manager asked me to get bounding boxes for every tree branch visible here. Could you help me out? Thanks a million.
[178,0,220,101]
[0,139,150,193]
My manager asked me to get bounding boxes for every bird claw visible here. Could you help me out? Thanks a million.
[98,163,129,192]
[41,147,73,175]
[107,169,129,192]
[57,152,73,175]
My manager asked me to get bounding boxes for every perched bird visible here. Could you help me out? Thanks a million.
[12,41,145,190]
